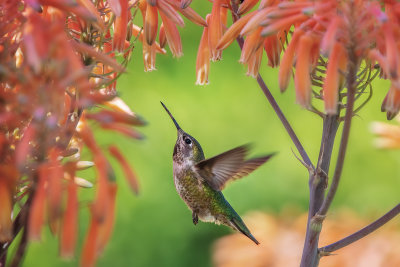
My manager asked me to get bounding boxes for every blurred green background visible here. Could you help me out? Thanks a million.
[23,1,399,266]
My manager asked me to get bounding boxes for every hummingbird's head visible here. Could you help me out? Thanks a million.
[161,102,204,163]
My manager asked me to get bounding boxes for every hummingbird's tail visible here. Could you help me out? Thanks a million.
[230,217,260,245]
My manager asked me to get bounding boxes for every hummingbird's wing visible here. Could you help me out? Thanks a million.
[195,145,275,191]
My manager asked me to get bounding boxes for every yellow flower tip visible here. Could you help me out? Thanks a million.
[74,177,94,188]
[196,64,210,86]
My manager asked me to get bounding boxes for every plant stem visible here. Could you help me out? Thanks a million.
[256,74,313,168]
[300,27,358,266]
[318,54,357,217]
[320,203,400,254]
[300,115,339,267]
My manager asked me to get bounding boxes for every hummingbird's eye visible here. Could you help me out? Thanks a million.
[184,138,192,145]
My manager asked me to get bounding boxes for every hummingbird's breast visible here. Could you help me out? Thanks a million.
[173,162,231,225]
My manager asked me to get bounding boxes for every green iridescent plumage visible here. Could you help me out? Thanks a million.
[161,102,275,245]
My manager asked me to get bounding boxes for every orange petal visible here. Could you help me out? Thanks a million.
[382,85,400,120]
[294,34,314,108]
[173,5,207,27]
[321,16,340,56]
[209,0,222,61]
[157,0,184,27]
[241,8,272,36]
[113,0,129,51]
[238,0,259,15]
[159,23,167,48]
[220,6,228,29]
[159,12,183,57]
[60,177,78,259]
[0,180,12,242]
[144,4,158,45]
[97,183,117,253]
[217,11,255,50]
[196,15,211,85]
[76,0,105,30]
[239,27,263,65]
[246,46,263,78]
[28,166,47,241]
[81,206,100,267]
[100,123,144,139]
[259,0,278,10]
[92,154,110,222]
[47,150,64,234]
[86,109,146,126]
[108,0,121,16]
[323,42,344,114]
[15,124,36,170]
[383,23,398,80]
[278,28,304,92]
[261,13,308,36]
[108,146,139,194]
[264,35,281,67]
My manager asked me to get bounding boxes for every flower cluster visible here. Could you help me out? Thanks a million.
[0,0,145,266]
[198,0,400,119]
[135,0,206,71]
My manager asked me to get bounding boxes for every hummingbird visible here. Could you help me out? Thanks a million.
[161,102,275,245]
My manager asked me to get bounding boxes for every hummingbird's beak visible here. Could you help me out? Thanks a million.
[161,101,181,130]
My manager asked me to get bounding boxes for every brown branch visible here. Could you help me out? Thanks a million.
[300,115,339,267]
[319,203,400,254]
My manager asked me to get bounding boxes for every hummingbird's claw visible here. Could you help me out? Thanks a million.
[192,212,198,225]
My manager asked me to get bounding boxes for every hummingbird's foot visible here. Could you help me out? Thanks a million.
[192,212,198,225]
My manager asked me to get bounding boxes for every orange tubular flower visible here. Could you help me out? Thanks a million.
[246,46,263,78]
[47,149,64,234]
[145,3,159,45]
[214,0,400,117]
[97,183,118,253]
[60,170,78,259]
[159,12,183,57]
[109,145,139,194]
[382,85,400,120]
[240,27,264,65]
[209,0,223,61]
[159,24,167,48]
[263,35,281,67]
[0,179,13,242]
[196,15,211,85]
[28,166,48,241]
[113,0,129,52]
[81,207,101,267]
[323,42,345,114]
[294,34,314,109]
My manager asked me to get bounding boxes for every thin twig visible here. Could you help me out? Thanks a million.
[319,203,400,254]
